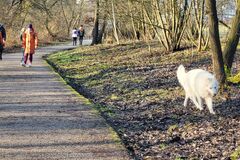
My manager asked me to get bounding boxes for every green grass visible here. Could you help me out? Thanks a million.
[228,72,240,84]
[46,40,240,159]
[231,147,240,160]
[46,41,211,111]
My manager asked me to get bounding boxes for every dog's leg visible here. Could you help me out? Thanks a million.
[196,95,203,110]
[205,97,215,114]
[184,94,189,106]
[190,96,202,110]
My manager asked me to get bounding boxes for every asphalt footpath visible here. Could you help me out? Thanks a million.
[0,41,130,160]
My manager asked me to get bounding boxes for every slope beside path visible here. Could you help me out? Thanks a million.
[0,41,130,160]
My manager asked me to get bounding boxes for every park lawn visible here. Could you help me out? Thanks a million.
[46,41,210,105]
[46,41,240,160]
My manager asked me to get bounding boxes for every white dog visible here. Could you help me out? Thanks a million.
[177,65,219,114]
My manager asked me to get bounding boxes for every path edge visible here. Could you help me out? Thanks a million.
[43,53,132,159]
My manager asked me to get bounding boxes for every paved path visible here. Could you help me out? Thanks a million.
[0,41,130,160]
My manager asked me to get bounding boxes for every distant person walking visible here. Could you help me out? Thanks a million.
[22,24,38,67]
[0,23,6,60]
[72,28,78,46]
[78,25,85,45]
[20,27,26,65]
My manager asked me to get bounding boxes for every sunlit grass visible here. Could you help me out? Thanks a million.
[46,41,212,116]
[47,41,212,107]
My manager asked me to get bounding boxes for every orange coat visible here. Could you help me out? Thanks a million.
[22,29,38,54]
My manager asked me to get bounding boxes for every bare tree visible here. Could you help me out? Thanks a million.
[91,0,100,45]
[111,0,119,44]
[223,0,240,70]
[206,0,226,84]
[142,0,192,51]
[193,0,209,51]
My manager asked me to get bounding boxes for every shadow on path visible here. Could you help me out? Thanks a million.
[0,42,130,160]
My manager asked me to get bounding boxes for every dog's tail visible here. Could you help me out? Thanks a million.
[177,65,187,86]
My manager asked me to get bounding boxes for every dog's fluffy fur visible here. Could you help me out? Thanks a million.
[177,65,219,114]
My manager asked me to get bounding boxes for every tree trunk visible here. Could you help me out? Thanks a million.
[206,0,226,84]
[197,0,205,51]
[45,17,57,39]
[60,0,71,35]
[98,16,107,43]
[91,0,99,45]
[111,0,119,44]
[128,0,137,40]
[155,0,170,51]
[223,0,240,70]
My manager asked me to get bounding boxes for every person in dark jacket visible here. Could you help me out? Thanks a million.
[0,24,6,60]
[78,25,85,45]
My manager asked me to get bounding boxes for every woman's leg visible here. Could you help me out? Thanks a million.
[80,37,83,45]
[74,38,77,45]
[21,48,25,63]
[0,44,3,60]
[0,49,2,60]
[24,54,29,64]
[29,54,33,64]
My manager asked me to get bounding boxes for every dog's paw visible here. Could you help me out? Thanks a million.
[196,106,203,110]
[210,111,216,114]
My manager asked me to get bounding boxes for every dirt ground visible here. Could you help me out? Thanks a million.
[46,42,240,160]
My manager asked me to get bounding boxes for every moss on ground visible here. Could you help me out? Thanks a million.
[231,147,240,160]
[228,72,240,84]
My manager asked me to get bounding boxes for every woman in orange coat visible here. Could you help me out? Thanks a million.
[22,24,38,67]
